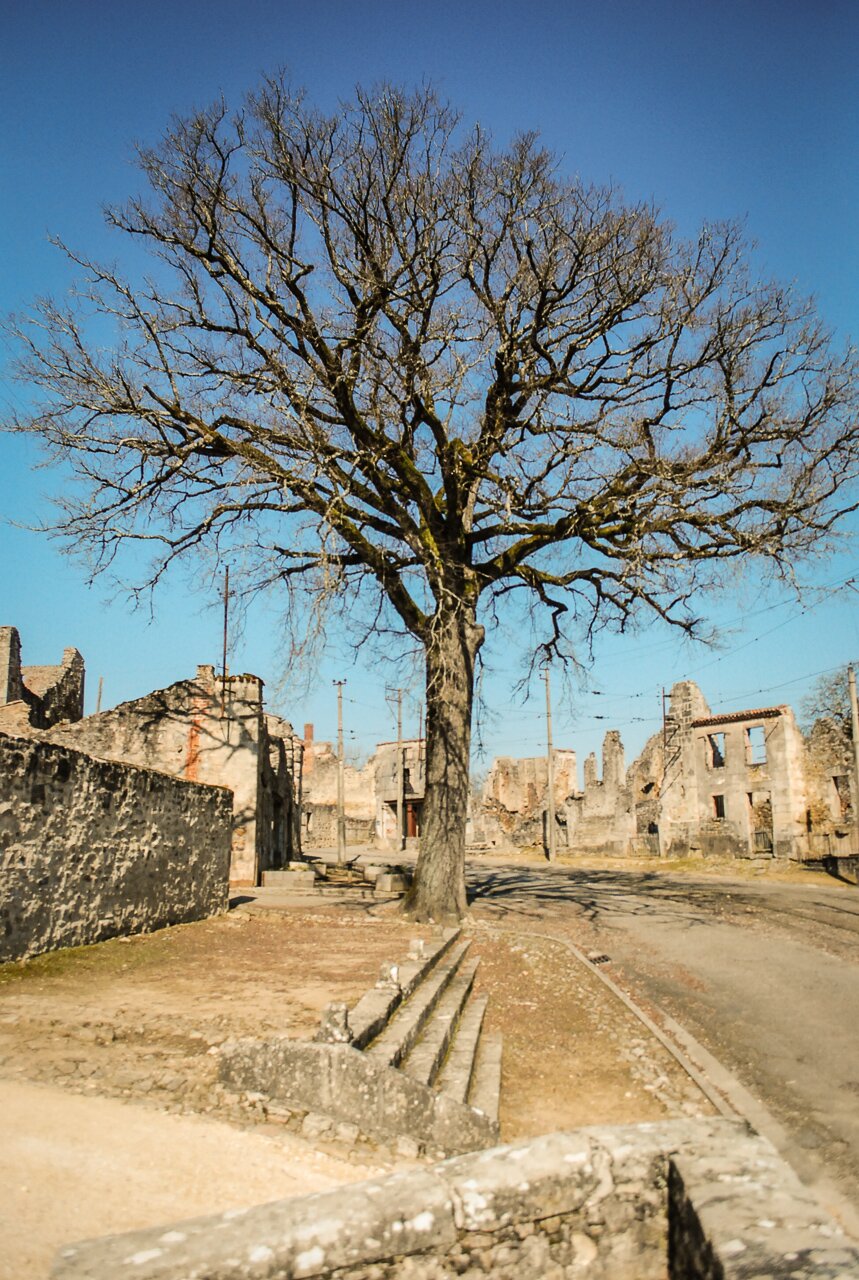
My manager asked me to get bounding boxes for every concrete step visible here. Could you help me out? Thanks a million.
[433,992,488,1105]
[343,928,461,1050]
[467,1030,502,1124]
[364,939,471,1068]
[401,958,480,1087]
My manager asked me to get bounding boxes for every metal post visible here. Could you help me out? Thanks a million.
[334,680,346,864]
[544,667,557,862]
[396,688,405,852]
[221,565,230,718]
[848,666,859,851]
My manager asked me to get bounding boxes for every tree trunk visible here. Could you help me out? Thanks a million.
[404,605,484,922]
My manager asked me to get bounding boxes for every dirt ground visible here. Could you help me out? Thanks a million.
[0,894,711,1278]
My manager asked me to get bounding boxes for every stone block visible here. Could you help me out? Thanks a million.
[374,872,411,895]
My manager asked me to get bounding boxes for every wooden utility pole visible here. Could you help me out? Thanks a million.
[543,667,557,862]
[848,666,859,852]
[334,680,346,864]
[396,687,405,852]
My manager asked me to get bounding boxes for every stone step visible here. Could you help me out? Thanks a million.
[433,992,488,1105]
[467,1030,502,1124]
[401,958,480,1087]
[343,928,461,1050]
[260,868,319,891]
[364,939,471,1068]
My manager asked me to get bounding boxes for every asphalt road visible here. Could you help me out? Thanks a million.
[465,859,859,1229]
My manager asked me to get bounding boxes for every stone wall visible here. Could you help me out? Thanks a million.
[485,679,858,863]
[302,730,377,849]
[47,666,301,885]
[0,731,231,962]
[564,731,639,856]
[480,751,577,849]
[52,1120,859,1279]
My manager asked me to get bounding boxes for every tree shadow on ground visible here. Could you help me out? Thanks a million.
[465,865,763,929]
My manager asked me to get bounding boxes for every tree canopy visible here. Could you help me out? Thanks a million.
[9,77,859,918]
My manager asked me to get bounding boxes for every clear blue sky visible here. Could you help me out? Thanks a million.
[1,0,858,776]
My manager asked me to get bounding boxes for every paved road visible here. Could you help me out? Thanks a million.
[465,859,859,1226]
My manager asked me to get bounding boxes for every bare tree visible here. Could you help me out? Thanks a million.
[800,665,858,737]
[8,78,859,919]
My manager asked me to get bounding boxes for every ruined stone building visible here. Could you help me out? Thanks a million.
[478,679,856,862]
[301,724,377,848]
[374,739,425,848]
[654,681,854,861]
[0,625,84,730]
[301,730,425,851]
[48,664,303,885]
[478,751,577,848]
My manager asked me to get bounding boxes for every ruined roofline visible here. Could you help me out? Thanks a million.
[691,706,786,728]
[195,664,263,688]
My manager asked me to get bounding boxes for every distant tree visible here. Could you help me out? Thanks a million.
[800,666,857,738]
[8,78,859,919]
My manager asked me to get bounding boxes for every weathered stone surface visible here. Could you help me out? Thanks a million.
[0,625,85,730]
[54,1120,858,1280]
[345,929,460,1049]
[218,1036,498,1155]
[47,665,302,886]
[374,872,411,895]
[0,731,232,962]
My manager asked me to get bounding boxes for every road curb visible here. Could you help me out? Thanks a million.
[529,926,859,1241]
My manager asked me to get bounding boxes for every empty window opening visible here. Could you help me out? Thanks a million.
[713,794,726,819]
[707,733,726,769]
[641,780,655,795]
[745,725,767,765]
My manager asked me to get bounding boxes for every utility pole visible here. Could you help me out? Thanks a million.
[543,667,557,862]
[334,680,346,865]
[221,565,230,719]
[396,687,405,852]
[848,666,859,851]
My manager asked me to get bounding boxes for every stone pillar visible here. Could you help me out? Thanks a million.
[0,627,23,705]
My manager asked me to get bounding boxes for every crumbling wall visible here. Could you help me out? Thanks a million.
[0,626,24,705]
[47,666,301,885]
[803,716,856,858]
[0,730,231,962]
[564,731,638,856]
[301,733,376,849]
[480,752,577,850]
[0,626,85,730]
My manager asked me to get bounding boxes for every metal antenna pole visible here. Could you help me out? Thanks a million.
[397,687,404,853]
[221,565,230,719]
[544,667,557,862]
[334,680,346,865]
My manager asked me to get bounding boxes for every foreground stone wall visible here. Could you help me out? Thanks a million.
[52,1120,859,1279]
[0,731,232,962]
